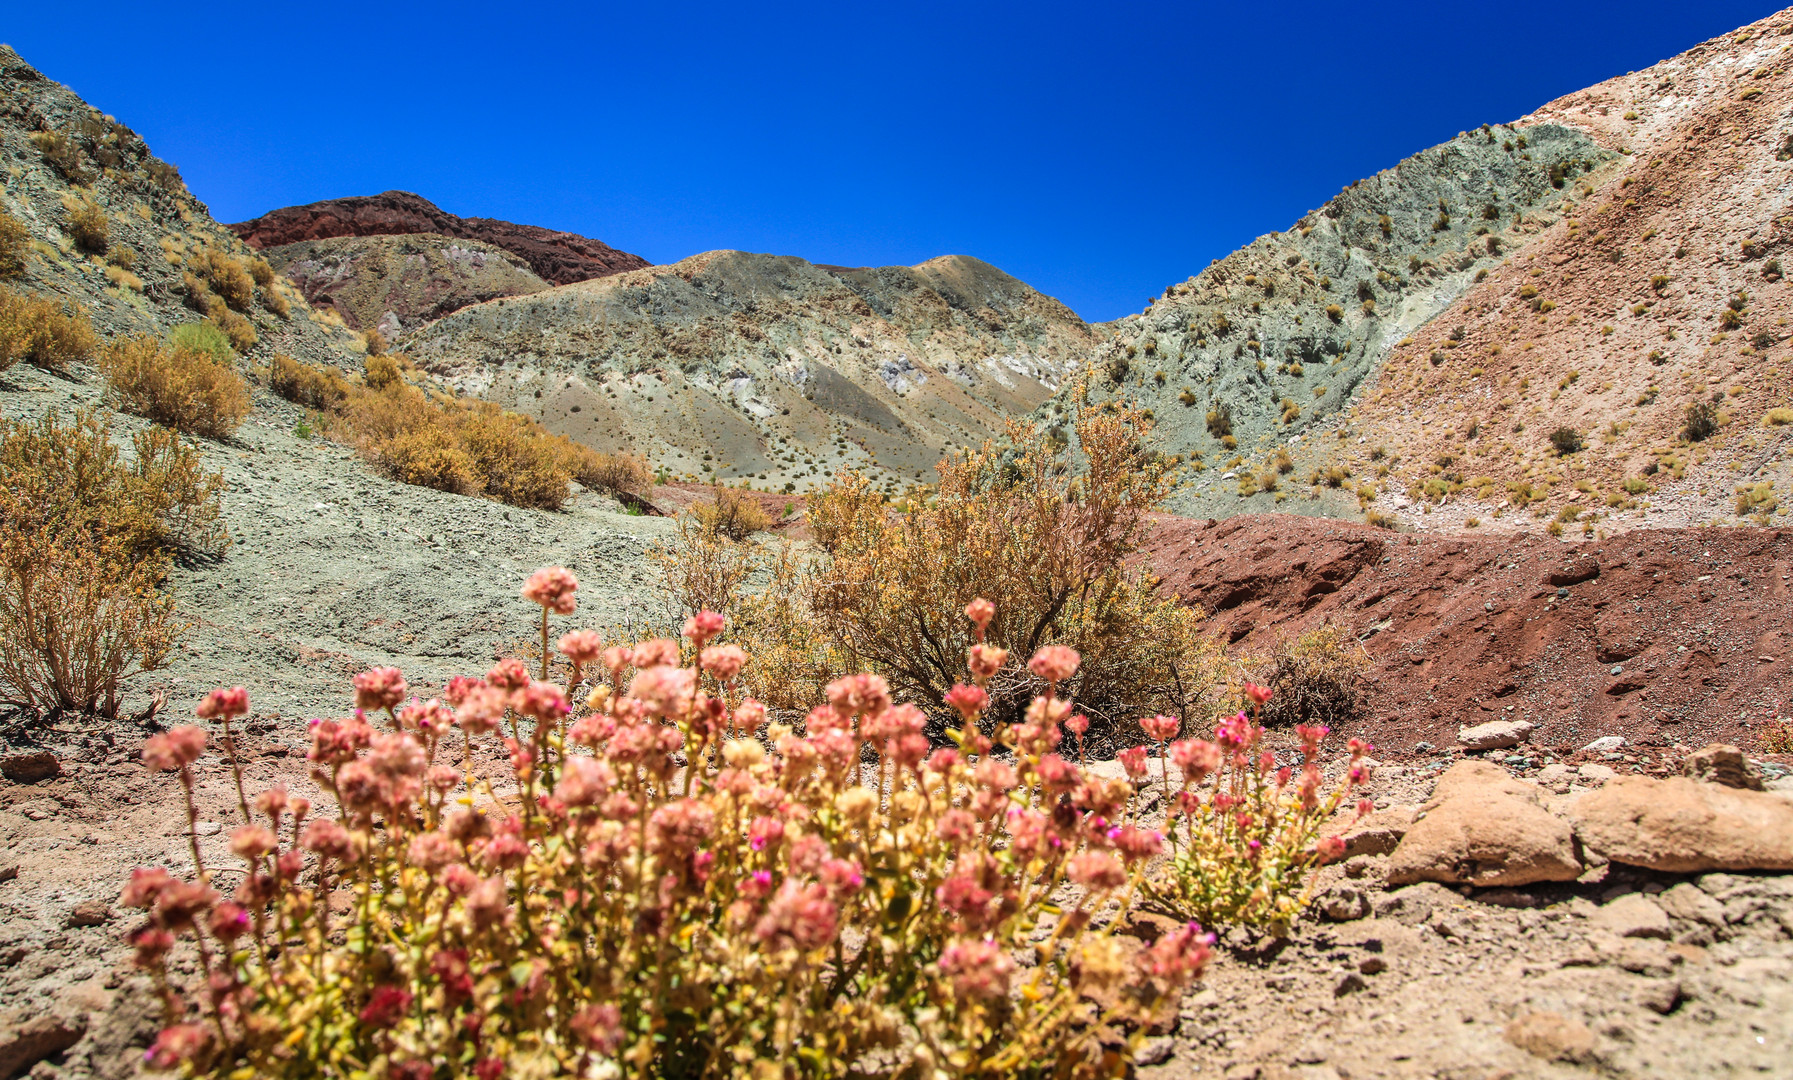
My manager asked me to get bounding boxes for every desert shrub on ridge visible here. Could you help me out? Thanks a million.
[120,571,1370,1078]
[101,335,250,440]
[0,286,97,372]
[0,209,30,278]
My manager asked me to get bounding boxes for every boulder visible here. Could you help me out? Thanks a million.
[0,752,59,784]
[1589,893,1670,939]
[1457,719,1534,751]
[0,1012,87,1078]
[1385,760,1582,887]
[1570,775,1793,873]
[1504,1011,1598,1064]
[1332,805,1415,858]
[1681,744,1764,790]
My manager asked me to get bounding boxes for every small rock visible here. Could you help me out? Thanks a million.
[1590,894,1670,939]
[1413,741,1435,753]
[0,858,17,885]
[1316,884,1371,922]
[0,1012,88,1078]
[0,752,60,784]
[1582,736,1625,754]
[1576,763,1618,784]
[1458,719,1535,751]
[1477,888,1536,909]
[1342,855,1379,880]
[1357,955,1387,974]
[1335,805,1414,858]
[1537,762,1573,792]
[1134,1036,1174,1066]
[195,821,222,836]
[1656,882,1725,927]
[65,900,112,928]
[1633,979,1682,1015]
[1504,1011,1598,1064]
[1681,744,1764,790]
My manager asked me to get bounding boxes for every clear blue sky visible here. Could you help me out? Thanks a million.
[5,1,1781,321]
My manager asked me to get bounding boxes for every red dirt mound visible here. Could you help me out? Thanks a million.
[230,191,649,285]
[1145,515,1792,756]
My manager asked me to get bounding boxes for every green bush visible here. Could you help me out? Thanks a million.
[168,322,234,367]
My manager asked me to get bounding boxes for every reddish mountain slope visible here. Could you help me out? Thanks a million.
[1147,514,1792,756]
[229,191,649,285]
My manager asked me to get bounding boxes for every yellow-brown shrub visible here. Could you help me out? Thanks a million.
[189,248,255,312]
[246,256,274,287]
[0,210,29,278]
[566,445,651,496]
[0,408,221,717]
[100,335,250,439]
[268,353,349,411]
[0,286,97,372]
[1253,624,1370,728]
[67,198,108,253]
[692,485,772,539]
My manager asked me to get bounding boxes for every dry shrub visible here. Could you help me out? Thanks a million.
[692,485,772,539]
[363,327,388,356]
[0,409,220,717]
[67,198,109,253]
[188,248,255,312]
[121,572,1307,1079]
[654,511,763,622]
[30,130,89,184]
[0,286,97,372]
[268,353,348,411]
[260,285,289,319]
[0,210,31,278]
[205,297,258,353]
[1254,624,1370,729]
[567,445,651,497]
[101,336,250,440]
[245,257,274,288]
[677,400,1220,745]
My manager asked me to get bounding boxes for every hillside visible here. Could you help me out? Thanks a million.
[399,249,1097,490]
[258,232,551,335]
[229,190,650,285]
[1091,11,1793,538]
[0,47,360,371]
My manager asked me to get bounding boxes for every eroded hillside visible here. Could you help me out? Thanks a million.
[400,250,1096,490]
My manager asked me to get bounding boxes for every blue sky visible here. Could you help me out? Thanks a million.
[5,1,1780,321]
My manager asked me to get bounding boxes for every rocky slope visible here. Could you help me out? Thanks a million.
[229,190,649,286]
[1070,123,1608,517]
[258,232,551,335]
[0,47,361,372]
[1339,9,1793,538]
[400,249,1097,490]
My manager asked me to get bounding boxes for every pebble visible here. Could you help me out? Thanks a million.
[1582,736,1626,753]
[1135,1037,1175,1066]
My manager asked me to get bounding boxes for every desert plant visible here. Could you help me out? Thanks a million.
[101,336,250,440]
[1142,685,1370,932]
[246,257,274,288]
[168,322,234,367]
[31,130,90,184]
[1253,625,1368,730]
[1683,401,1718,442]
[67,198,108,254]
[0,210,30,278]
[188,249,256,313]
[1205,403,1233,438]
[117,581,1250,1079]
[269,353,350,411]
[1764,408,1793,427]
[0,287,97,372]
[692,486,772,540]
[568,447,651,497]
[1549,426,1583,455]
[364,327,388,357]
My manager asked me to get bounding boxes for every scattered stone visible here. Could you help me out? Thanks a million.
[1634,979,1682,1015]
[1657,882,1726,927]
[1504,1011,1598,1064]
[1335,805,1414,858]
[1576,763,1618,784]
[1681,744,1764,790]
[1333,972,1368,996]
[1546,556,1601,588]
[1457,719,1535,751]
[0,857,17,885]
[65,900,113,928]
[1134,1036,1174,1066]
[1590,894,1671,939]
[1570,775,1793,872]
[1357,955,1387,974]
[1581,736,1625,754]
[1537,763,1573,793]
[0,752,60,784]
[1385,760,1582,887]
[1374,884,1445,925]
[1342,855,1379,880]
[0,1012,88,1078]
[1477,888,1536,909]
[1315,884,1371,922]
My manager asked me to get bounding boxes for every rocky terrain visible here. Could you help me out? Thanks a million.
[229,190,649,287]
[255,233,551,336]
[0,47,361,374]
[1079,11,1793,539]
[399,249,1097,491]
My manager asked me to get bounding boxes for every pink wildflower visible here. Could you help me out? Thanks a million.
[1169,739,1220,782]
[408,833,459,872]
[649,799,716,854]
[557,629,605,664]
[521,566,578,614]
[819,858,865,894]
[629,665,696,718]
[444,675,486,706]
[1066,850,1127,890]
[228,826,276,860]
[1244,682,1274,707]
[486,657,531,690]
[194,686,249,720]
[570,1003,624,1055]
[1112,825,1163,863]
[516,680,570,722]
[943,683,988,720]
[730,697,767,732]
[1140,714,1180,743]
[924,748,961,774]
[964,597,995,636]
[974,757,1018,792]
[1118,745,1148,778]
[455,685,508,735]
[358,985,413,1029]
[142,726,205,771]
[967,643,1008,684]
[683,610,726,648]
[631,638,680,669]
[1144,921,1214,981]
[600,645,633,677]
[300,819,358,863]
[554,757,615,808]
[826,672,892,716]
[754,880,838,950]
[1028,645,1080,684]
[938,938,1014,1000]
[207,901,249,941]
[120,867,176,909]
[465,876,512,929]
[1065,713,1090,737]
[353,667,408,712]
[144,1024,208,1070]
[700,644,747,682]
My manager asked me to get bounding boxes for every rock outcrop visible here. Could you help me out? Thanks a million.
[1570,775,1793,873]
[230,191,649,286]
[1385,760,1582,887]
[259,233,550,333]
